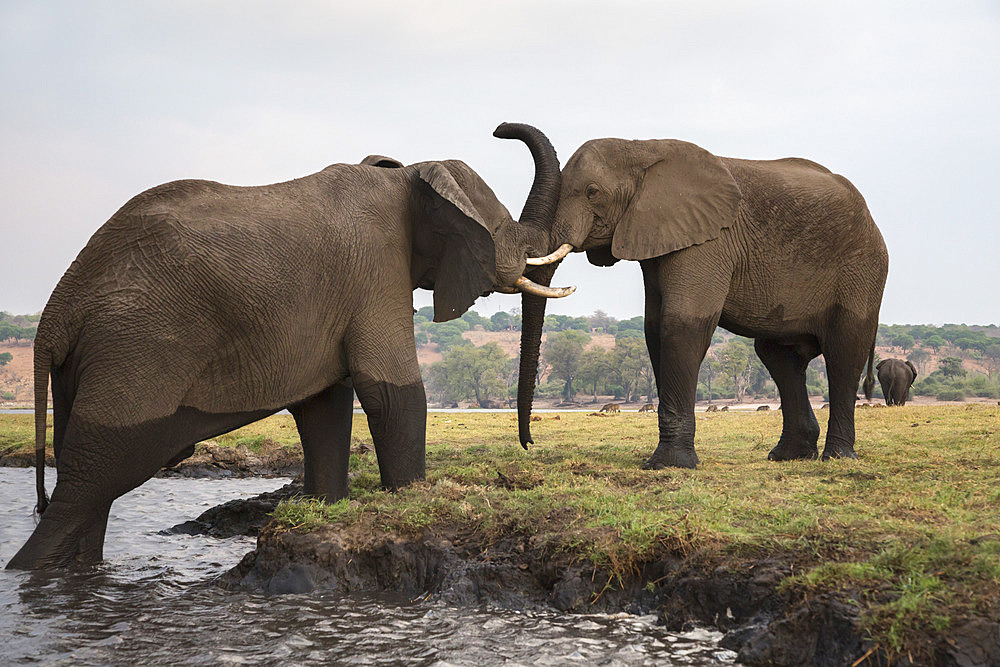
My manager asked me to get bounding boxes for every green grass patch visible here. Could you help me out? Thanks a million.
[3,404,998,658]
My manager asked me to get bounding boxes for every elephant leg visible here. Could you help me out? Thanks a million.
[755,337,821,461]
[640,258,727,470]
[7,403,276,570]
[347,317,426,491]
[820,321,875,460]
[289,380,354,501]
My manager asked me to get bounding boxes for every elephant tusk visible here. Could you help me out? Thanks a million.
[514,276,576,298]
[525,243,574,266]
[494,285,519,294]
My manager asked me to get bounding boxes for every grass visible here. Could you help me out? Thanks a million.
[3,405,999,656]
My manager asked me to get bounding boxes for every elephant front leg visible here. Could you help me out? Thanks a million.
[347,317,426,491]
[353,373,427,490]
[289,380,355,501]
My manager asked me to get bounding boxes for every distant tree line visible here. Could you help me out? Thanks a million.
[0,311,38,343]
[414,310,1000,406]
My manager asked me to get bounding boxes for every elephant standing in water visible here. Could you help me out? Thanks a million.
[510,133,888,469]
[9,124,572,570]
[877,359,917,406]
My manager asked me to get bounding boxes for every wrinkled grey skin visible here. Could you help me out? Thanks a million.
[515,136,888,469]
[9,126,560,570]
[877,359,917,406]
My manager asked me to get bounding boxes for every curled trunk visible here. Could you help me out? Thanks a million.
[493,122,562,449]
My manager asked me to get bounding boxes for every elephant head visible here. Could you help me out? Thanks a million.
[513,138,742,447]
[364,125,573,325]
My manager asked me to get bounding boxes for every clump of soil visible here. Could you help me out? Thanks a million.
[165,479,304,538]
[158,441,303,479]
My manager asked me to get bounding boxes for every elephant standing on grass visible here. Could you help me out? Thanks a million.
[877,359,917,406]
[9,124,572,570]
[511,133,888,469]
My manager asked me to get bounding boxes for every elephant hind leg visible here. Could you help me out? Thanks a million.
[819,317,876,461]
[7,404,277,570]
[290,380,355,501]
[755,337,821,461]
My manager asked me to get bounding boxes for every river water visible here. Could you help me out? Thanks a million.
[0,468,738,665]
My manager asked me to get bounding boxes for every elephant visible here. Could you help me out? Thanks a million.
[511,133,888,469]
[876,359,917,406]
[639,403,656,412]
[9,123,573,570]
[599,403,621,413]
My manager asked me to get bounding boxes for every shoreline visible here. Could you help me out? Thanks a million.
[3,407,998,664]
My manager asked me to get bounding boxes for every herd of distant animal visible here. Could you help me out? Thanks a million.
[10,122,895,569]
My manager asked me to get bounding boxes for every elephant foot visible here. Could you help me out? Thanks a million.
[767,439,819,462]
[820,445,858,461]
[642,445,699,470]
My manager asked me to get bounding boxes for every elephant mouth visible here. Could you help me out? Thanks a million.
[494,244,577,298]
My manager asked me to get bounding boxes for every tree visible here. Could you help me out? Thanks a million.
[907,347,931,375]
[698,354,721,402]
[578,346,615,401]
[0,352,11,366]
[461,310,490,330]
[984,343,1000,380]
[717,339,754,403]
[924,335,946,351]
[612,336,651,402]
[424,320,469,352]
[938,357,966,379]
[490,310,514,331]
[543,330,591,400]
[427,343,511,407]
[589,309,613,332]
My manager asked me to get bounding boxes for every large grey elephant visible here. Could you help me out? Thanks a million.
[876,359,917,406]
[9,124,570,570]
[511,134,888,469]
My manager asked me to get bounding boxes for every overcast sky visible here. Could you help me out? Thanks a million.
[2,1,997,324]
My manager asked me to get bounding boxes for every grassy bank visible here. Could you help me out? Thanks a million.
[3,406,998,658]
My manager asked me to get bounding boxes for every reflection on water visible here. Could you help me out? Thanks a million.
[0,468,737,665]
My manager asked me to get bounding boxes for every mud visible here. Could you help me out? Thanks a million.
[0,442,303,479]
[211,485,999,667]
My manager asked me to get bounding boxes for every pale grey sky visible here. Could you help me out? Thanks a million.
[2,1,997,324]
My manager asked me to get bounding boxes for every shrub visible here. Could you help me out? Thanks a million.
[0,390,15,400]
[936,388,965,402]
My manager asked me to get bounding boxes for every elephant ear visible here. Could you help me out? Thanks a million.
[612,141,741,261]
[417,162,497,323]
[905,360,917,381]
[361,154,404,168]
[876,359,888,371]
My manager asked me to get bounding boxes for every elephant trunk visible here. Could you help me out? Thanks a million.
[492,122,563,449]
[516,263,557,448]
[493,122,560,240]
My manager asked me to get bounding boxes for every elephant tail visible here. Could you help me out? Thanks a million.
[33,345,51,515]
[862,338,876,401]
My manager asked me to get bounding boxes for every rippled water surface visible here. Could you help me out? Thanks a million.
[1,468,737,665]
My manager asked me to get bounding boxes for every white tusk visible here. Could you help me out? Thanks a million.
[525,243,574,266]
[514,276,576,298]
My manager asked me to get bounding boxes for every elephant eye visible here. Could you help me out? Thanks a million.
[585,184,600,200]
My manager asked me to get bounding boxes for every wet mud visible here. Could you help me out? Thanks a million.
[204,486,999,667]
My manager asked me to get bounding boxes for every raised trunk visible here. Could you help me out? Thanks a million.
[493,123,562,449]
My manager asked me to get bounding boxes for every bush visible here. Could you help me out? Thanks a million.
[0,390,15,400]
[936,389,965,402]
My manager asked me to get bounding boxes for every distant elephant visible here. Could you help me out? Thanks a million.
[9,123,574,570]
[512,133,887,469]
[600,403,621,413]
[720,406,729,412]
[757,405,771,412]
[876,359,917,406]
[639,403,656,412]
[705,405,718,413]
